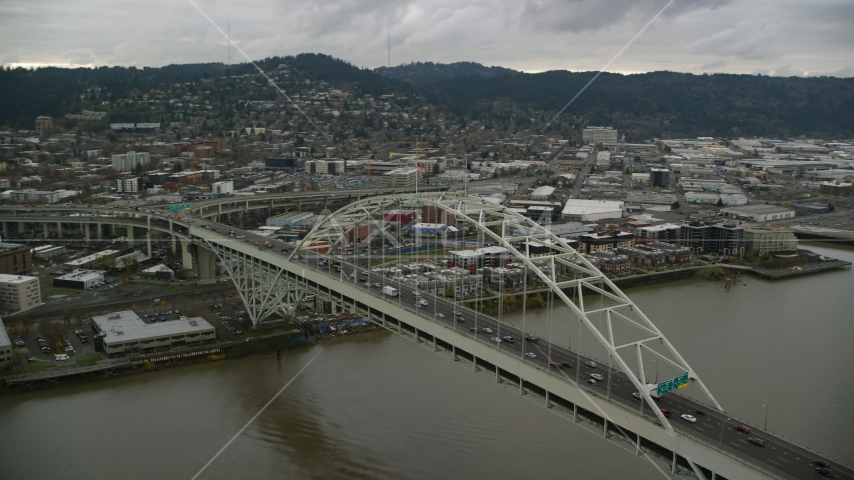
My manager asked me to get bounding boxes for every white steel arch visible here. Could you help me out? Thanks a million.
[293,193,723,431]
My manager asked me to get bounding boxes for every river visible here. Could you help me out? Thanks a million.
[0,244,851,479]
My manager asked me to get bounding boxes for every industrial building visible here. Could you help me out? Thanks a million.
[0,274,41,312]
[64,250,119,269]
[114,251,149,269]
[718,205,795,222]
[306,159,345,175]
[529,186,555,200]
[561,199,624,222]
[34,245,65,259]
[53,269,105,289]
[411,223,448,236]
[140,264,174,280]
[266,212,314,228]
[383,210,415,224]
[744,226,799,254]
[91,311,216,357]
[212,181,234,195]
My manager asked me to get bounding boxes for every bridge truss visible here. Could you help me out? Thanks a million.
[292,193,724,432]
[196,237,304,325]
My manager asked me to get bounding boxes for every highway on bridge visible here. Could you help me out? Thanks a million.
[190,214,851,480]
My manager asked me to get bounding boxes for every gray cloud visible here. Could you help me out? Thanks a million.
[0,0,849,78]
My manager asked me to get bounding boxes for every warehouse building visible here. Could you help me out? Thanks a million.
[266,212,314,228]
[64,250,119,269]
[92,311,216,357]
[140,264,174,280]
[53,270,105,289]
[561,199,624,222]
[719,205,795,222]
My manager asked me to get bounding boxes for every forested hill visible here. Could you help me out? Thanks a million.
[0,54,411,129]
[379,64,854,139]
[374,61,516,87]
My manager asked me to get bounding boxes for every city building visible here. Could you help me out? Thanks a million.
[265,156,305,172]
[0,243,33,275]
[578,231,634,254]
[111,151,150,172]
[634,224,682,244]
[383,167,421,189]
[680,219,745,257]
[266,212,313,228]
[6,189,60,204]
[0,317,11,367]
[744,226,799,254]
[603,143,659,153]
[585,251,632,274]
[53,269,105,289]
[447,246,511,273]
[35,116,53,135]
[0,274,41,312]
[582,126,618,144]
[116,177,141,193]
[33,245,66,259]
[211,181,234,195]
[530,186,555,200]
[561,199,624,222]
[421,206,456,225]
[306,159,345,175]
[91,311,215,358]
[383,210,415,224]
[650,168,671,188]
[718,205,795,222]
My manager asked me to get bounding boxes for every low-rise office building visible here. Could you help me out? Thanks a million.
[64,250,119,269]
[92,311,216,357]
[578,231,634,254]
[561,199,624,222]
[0,318,12,367]
[0,243,33,275]
[0,274,41,312]
[744,226,799,254]
[719,205,795,222]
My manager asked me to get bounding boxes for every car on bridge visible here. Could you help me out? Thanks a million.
[680,414,697,423]
[816,467,835,477]
[435,312,445,318]
[502,335,514,343]
[660,409,672,418]
[561,361,572,368]
[747,437,765,447]
[524,352,536,358]
[585,361,597,368]
[734,424,751,434]
[491,337,502,343]
[590,373,603,381]
[525,335,538,343]
[549,362,562,370]
[586,379,598,386]
[482,327,493,334]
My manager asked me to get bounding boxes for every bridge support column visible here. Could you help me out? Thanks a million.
[84,224,90,246]
[545,391,550,408]
[432,337,436,352]
[171,234,177,255]
[573,404,578,423]
[495,366,500,384]
[96,223,102,240]
[519,378,524,395]
[127,225,135,246]
[238,211,244,228]
[56,221,62,239]
[413,328,419,343]
[43,223,49,240]
[146,218,152,256]
[2,222,7,238]
[636,435,641,455]
[179,238,193,270]
[451,345,457,361]
[472,355,478,372]
[603,419,608,438]
[18,222,24,235]
[671,452,677,474]
[196,247,217,285]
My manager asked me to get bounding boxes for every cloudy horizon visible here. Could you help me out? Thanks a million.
[1,0,852,78]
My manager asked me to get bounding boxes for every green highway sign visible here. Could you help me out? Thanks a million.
[656,372,689,396]
[168,204,190,211]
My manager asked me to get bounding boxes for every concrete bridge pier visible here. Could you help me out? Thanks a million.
[171,233,177,255]
[18,222,24,236]
[84,224,90,246]
[146,218,152,256]
[127,225,135,247]
[43,223,49,240]
[195,247,217,285]
[96,223,102,240]
[238,211,245,228]
[179,238,193,270]
[56,221,62,239]
[2,222,7,238]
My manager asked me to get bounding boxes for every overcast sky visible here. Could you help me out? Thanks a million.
[1,0,851,77]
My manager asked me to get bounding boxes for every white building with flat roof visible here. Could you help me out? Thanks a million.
[583,126,618,144]
[212,181,234,195]
[111,151,150,172]
[0,318,11,367]
[92,310,216,357]
[561,199,624,222]
[719,205,795,222]
[530,186,555,200]
[0,274,41,312]
[64,250,119,269]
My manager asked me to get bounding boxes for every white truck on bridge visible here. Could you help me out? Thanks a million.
[382,286,398,297]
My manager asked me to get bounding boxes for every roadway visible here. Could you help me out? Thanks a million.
[191,215,850,480]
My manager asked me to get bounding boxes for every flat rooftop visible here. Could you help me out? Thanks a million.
[0,274,38,284]
[561,199,624,215]
[65,250,119,266]
[721,205,792,215]
[0,318,10,347]
[93,310,214,344]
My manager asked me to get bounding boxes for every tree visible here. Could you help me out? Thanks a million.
[671,201,681,210]
[63,309,71,327]
[716,198,724,207]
